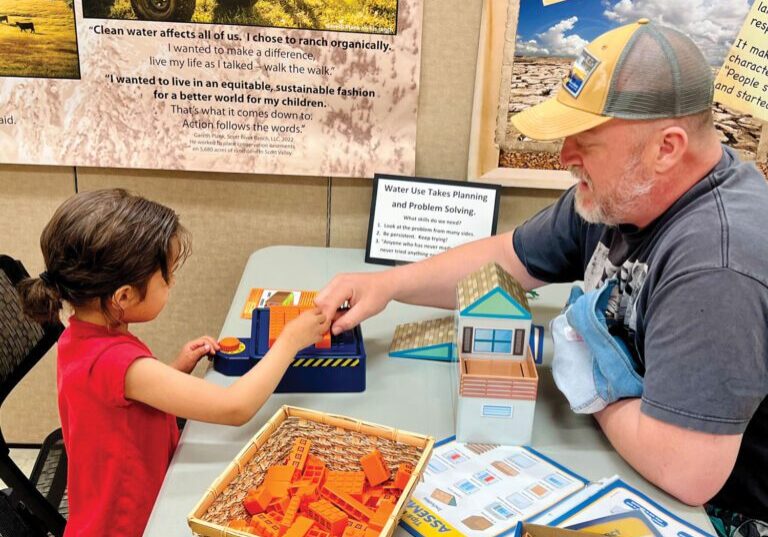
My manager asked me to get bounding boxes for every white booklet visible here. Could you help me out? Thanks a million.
[400,438,587,537]
[400,439,715,537]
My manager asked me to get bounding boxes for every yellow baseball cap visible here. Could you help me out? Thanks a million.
[510,19,714,141]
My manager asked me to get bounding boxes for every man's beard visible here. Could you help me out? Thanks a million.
[571,154,654,226]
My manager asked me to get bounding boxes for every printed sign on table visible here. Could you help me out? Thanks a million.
[366,175,500,265]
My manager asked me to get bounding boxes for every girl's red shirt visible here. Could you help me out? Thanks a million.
[58,316,179,537]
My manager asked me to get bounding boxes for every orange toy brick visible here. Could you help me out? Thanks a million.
[368,499,397,531]
[316,331,331,349]
[306,454,324,467]
[307,499,349,536]
[376,499,396,517]
[268,307,286,347]
[281,496,302,529]
[290,481,320,504]
[244,485,274,515]
[302,456,326,486]
[359,450,390,487]
[268,306,301,347]
[268,305,330,349]
[267,496,291,518]
[393,463,413,490]
[228,518,254,533]
[320,485,375,523]
[283,516,316,537]
[325,471,366,499]
[377,492,398,511]
[266,464,300,489]
[342,520,368,537]
[251,512,284,537]
[288,438,312,472]
[347,520,368,531]
[363,488,383,508]
[307,527,332,537]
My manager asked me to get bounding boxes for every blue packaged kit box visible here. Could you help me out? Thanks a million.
[213,307,366,393]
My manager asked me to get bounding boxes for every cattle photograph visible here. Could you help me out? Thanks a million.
[81,0,397,34]
[0,0,80,79]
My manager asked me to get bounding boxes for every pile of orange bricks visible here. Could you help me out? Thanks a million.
[228,438,414,537]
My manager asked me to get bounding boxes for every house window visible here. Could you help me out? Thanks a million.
[473,329,513,354]
[513,329,526,355]
[462,327,473,353]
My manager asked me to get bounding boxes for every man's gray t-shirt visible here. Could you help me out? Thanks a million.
[513,145,768,520]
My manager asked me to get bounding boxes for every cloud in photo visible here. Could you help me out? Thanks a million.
[516,16,589,57]
[603,0,752,64]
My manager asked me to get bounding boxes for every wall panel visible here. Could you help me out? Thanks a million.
[0,166,75,443]
[416,0,484,180]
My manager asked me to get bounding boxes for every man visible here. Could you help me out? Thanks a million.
[315,19,767,535]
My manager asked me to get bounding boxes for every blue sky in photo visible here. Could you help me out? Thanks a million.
[514,0,756,64]
[518,0,612,43]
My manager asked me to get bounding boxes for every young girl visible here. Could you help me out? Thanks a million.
[17,188,330,537]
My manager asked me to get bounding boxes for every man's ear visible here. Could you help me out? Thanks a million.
[654,125,688,174]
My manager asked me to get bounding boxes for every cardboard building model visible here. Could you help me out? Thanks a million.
[389,262,539,445]
[456,262,538,446]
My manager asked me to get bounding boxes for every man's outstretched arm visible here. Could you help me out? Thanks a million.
[316,230,546,334]
[595,399,741,505]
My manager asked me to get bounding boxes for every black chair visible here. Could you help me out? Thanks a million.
[0,255,67,537]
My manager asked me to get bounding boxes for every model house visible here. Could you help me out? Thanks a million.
[456,262,531,361]
[389,262,539,446]
[456,263,538,446]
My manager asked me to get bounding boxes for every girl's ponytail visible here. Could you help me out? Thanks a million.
[17,273,63,324]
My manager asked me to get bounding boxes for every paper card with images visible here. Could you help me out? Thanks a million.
[400,438,587,537]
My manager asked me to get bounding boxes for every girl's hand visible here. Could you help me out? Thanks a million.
[172,336,220,373]
[278,308,330,353]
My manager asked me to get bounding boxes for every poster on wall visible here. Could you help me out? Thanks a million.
[497,0,767,179]
[0,0,423,177]
[713,0,768,123]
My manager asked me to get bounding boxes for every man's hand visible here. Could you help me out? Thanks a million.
[315,271,393,335]
[172,336,220,374]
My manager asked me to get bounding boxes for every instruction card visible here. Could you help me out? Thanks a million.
[241,288,318,319]
[366,175,500,265]
[400,439,587,537]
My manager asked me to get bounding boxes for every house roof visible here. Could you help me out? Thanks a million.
[389,316,455,353]
[457,262,530,312]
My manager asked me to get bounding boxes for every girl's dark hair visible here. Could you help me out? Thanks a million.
[17,189,191,324]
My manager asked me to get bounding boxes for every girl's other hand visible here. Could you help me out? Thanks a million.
[173,336,220,373]
[279,308,330,353]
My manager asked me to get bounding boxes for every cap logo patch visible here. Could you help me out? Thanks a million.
[564,49,600,98]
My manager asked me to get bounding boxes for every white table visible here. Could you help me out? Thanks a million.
[143,246,713,536]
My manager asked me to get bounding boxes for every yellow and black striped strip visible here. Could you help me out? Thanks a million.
[292,357,361,367]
